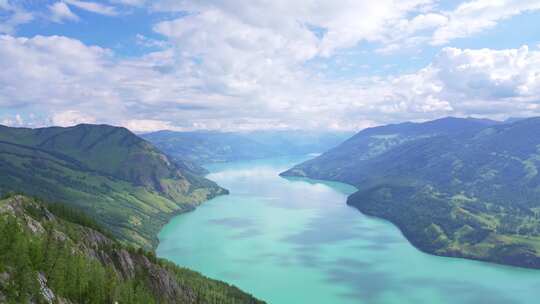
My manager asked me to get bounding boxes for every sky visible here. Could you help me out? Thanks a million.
[1,0,540,132]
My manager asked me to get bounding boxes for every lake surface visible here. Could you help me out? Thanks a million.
[157,156,540,304]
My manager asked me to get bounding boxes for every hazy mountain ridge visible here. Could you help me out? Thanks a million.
[142,130,353,165]
[0,124,227,249]
[282,117,499,181]
[282,117,540,268]
[0,194,263,304]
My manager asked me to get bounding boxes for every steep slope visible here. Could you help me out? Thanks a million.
[142,130,353,165]
[0,195,263,304]
[282,117,540,269]
[0,124,227,249]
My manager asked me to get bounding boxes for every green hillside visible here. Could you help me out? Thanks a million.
[282,117,540,268]
[0,124,227,249]
[0,195,263,304]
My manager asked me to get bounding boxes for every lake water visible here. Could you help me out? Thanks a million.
[157,156,540,304]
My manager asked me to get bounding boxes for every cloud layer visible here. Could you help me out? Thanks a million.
[1,1,540,131]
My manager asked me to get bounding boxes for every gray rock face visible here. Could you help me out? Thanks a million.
[74,219,198,303]
[38,272,55,304]
[134,254,197,303]
[115,249,136,279]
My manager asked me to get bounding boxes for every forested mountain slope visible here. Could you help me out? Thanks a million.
[282,117,498,182]
[0,124,227,249]
[282,117,540,268]
[0,195,263,304]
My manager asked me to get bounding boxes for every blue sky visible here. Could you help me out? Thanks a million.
[1,0,540,132]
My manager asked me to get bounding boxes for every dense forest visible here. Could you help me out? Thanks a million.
[0,194,263,304]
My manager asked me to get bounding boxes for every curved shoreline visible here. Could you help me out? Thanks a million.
[347,196,540,270]
[281,170,540,270]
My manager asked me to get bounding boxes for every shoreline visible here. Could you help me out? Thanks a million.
[281,170,540,270]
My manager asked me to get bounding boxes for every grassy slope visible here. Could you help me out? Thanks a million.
[282,117,540,268]
[0,124,227,249]
[0,195,263,304]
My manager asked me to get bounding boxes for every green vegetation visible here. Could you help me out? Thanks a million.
[44,202,114,239]
[0,124,227,249]
[0,195,264,304]
[282,117,540,268]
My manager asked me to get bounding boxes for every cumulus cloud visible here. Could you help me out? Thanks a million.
[431,0,540,45]
[2,0,539,51]
[430,46,540,114]
[51,110,96,126]
[2,1,540,132]
[122,119,182,133]
[1,33,540,132]
[1,113,24,127]
[49,2,79,23]
[0,1,33,34]
[0,35,113,109]
[152,0,434,58]
[148,0,540,55]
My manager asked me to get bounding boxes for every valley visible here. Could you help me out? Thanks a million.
[157,157,540,304]
[2,118,540,303]
[4,2,540,303]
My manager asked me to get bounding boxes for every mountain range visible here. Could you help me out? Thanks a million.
[282,117,540,268]
[0,124,227,249]
[142,130,353,165]
[0,123,267,303]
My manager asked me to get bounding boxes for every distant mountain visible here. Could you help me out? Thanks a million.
[282,117,540,269]
[0,194,263,304]
[282,117,499,181]
[504,117,528,124]
[142,130,353,165]
[0,124,227,249]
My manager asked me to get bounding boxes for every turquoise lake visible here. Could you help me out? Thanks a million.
[157,156,540,304]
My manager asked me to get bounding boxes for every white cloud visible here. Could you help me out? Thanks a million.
[1,113,24,127]
[152,0,434,58]
[147,0,540,56]
[431,0,540,45]
[65,0,118,16]
[146,1,442,130]
[122,119,182,133]
[135,34,168,48]
[1,33,540,132]
[433,46,540,104]
[2,1,540,132]
[0,1,33,34]
[0,35,117,112]
[3,0,538,53]
[375,45,540,121]
[49,2,79,23]
[51,110,96,126]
